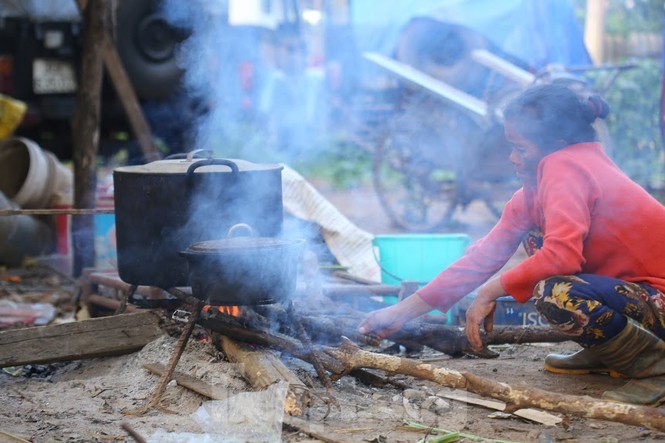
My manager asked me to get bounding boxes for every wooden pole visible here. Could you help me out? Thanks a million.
[75,0,160,162]
[101,35,161,162]
[71,0,107,277]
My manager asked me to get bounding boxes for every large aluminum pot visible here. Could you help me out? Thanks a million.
[180,224,304,306]
[113,153,284,288]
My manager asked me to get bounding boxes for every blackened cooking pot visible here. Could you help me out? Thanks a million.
[180,224,305,305]
[113,153,284,288]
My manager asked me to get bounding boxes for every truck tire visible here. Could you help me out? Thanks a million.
[116,0,186,99]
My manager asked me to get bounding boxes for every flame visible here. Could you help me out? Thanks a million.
[219,306,241,316]
[203,305,241,317]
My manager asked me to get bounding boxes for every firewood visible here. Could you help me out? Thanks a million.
[199,316,346,374]
[142,363,230,400]
[203,318,411,391]
[0,311,164,367]
[213,334,310,416]
[292,293,570,355]
[325,337,665,432]
[299,312,570,356]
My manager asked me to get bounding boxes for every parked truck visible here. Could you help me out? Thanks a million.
[0,0,300,161]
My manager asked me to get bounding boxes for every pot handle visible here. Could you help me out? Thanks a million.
[186,159,240,177]
[227,223,256,238]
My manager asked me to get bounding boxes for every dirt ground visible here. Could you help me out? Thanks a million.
[1,182,665,442]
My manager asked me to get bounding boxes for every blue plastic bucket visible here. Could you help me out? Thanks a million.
[372,233,471,286]
[373,233,471,322]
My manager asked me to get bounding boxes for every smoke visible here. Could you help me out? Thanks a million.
[159,0,327,165]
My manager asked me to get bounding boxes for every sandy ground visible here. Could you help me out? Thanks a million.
[1,182,665,442]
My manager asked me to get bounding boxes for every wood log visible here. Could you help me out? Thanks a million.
[201,316,408,390]
[213,334,310,416]
[299,311,570,356]
[325,338,665,432]
[0,311,164,367]
[199,315,346,374]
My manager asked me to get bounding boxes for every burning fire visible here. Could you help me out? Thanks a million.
[203,305,241,317]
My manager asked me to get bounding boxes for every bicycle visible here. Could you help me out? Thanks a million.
[366,49,635,232]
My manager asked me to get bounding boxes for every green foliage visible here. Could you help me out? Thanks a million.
[572,0,665,189]
[297,134,373,189]
[604,0,664,35]
[601,59,664,186]
[575,0,664,35]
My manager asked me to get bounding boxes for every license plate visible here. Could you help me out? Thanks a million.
[33,58,77,94]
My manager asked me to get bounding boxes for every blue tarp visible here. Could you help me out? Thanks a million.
[351,0,591,69]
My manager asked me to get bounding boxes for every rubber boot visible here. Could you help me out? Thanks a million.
[543,348,622,377]
[588,318,665,406]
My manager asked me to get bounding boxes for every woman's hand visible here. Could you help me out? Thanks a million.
[465,278,505,350]
[358,293,434,339]
[358,304,406,339]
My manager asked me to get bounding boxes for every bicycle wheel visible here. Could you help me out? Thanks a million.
[372,97,483,232]
[373,134,457,232]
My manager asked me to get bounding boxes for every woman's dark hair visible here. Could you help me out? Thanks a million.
[503,83,610,153]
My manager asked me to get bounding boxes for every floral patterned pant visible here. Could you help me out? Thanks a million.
[523,230,665,347]
[533,274,665,347]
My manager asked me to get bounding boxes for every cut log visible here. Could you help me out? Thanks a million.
[325,338,665,432]
[0,311,164,367]
[213,334,310,416]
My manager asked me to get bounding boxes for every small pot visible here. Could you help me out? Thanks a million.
[180,224,305,306]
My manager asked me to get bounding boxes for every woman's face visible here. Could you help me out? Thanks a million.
[504,119,545,185]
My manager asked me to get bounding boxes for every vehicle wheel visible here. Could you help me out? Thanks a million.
[372,94,483,232]
[116,0,187,100]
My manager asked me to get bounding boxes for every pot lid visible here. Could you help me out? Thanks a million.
[184,237,302,253]
[114,157,283,174]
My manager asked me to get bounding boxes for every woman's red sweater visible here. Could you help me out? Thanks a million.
[418,142,665,312]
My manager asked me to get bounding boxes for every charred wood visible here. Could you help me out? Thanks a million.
[199,314,344,374]
[287,301,335,392]
[298,311,570,357]
[202,315,402,389]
